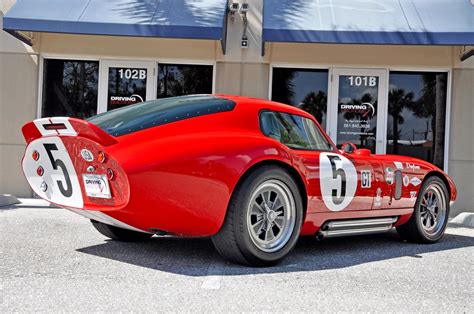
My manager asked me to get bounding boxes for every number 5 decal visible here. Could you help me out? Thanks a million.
[43,143,73,197]
[327,155,346,205]
[320,153,357,211]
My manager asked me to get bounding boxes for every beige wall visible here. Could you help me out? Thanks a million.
[0,5,38,197]
[448,66,474,216]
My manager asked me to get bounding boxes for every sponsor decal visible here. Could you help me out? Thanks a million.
[81,149,94,162]
[109,94,144,106]
[339,102,375,118]
[361,170,371,188]
[374,187,382,207]
[82,174,111,199]
[319,152,358,212]
[403,175,410,187]
[394,161,404,170]
[385,167,394,185]
[410,177,422,187]
[405,163,420,171]
[410,191,417,200]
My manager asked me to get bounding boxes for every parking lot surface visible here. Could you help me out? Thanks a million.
[1,205,473,312]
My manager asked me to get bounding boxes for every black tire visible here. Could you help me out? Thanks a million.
[91,220,153,242]
[212,165,304,266]
[396,176,450,243]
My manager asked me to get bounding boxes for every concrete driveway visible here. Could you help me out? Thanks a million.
[1,204,473,312]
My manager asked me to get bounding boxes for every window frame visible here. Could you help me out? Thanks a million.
[268,64,451,172]
[387,68,452,172]
[157,62,215,99]
[258,109,335,152]
[37,54,216,119]
[38,56,101,120]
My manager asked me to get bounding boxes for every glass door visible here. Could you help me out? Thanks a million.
[98,60,156,113]
[328,68,388,154]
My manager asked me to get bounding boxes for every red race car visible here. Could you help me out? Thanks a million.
[21,95,456,266]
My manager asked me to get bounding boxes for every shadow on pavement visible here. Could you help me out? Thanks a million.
[76,230,474,276]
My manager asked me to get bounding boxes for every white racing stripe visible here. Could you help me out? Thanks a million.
[67,208,151,234]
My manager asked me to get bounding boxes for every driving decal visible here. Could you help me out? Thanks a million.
[320,152,357,212]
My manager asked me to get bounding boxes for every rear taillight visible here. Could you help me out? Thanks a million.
[43,123,66,130]
[37,166,44,176]
[107,168,114,180]
[32,150,40,161]
[98,151,106,163]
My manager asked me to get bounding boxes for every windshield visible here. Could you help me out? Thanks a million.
[88,95,236,137]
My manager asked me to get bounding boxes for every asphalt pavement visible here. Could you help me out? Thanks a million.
[1,203,473,312]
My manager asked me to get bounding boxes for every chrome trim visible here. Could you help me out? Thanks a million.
[317,217,398,240]
[325,217,397,230]
[319,225,394,239]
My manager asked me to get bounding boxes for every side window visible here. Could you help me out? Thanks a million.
[260,111,332,151]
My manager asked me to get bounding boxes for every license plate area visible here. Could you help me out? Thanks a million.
[82,174,111,199]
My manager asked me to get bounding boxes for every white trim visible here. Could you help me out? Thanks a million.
[329,68,388,154]
[67,208,151,233]
[444,69,452,173]
[326,68,333,136]
[36,55,44,119]
[212,62,217,94]
[267,65,273,100]
[99,59,156,113]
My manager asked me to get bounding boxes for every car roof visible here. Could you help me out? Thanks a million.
[215,94,315,120]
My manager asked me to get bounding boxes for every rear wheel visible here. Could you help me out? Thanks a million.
[212,166,303,266]
[91,220,153,242]
[397,176,450,243]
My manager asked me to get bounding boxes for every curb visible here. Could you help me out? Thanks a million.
[449,212,474,228]
[0,194,20,207]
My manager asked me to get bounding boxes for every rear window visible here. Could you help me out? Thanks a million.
[88,95,236,137]
[260,110,332,151]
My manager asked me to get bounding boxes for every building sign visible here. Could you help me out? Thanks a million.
[107,67,147,110]
[337,75,379,153]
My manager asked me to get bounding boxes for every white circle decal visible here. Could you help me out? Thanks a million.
[319,152,357,212]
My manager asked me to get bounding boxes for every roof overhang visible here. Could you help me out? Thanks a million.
[3,0,229,53]
[262,0,474,55]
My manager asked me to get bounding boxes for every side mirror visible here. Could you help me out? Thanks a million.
[341,142,357,154]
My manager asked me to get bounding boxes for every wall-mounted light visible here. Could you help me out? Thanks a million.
[228,2,239,22]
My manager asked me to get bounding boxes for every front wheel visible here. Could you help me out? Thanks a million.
[212,166,304,266]
[397,176,450,243]
[91,220,153,242]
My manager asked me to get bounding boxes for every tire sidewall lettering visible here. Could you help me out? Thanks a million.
[319,152,357,212]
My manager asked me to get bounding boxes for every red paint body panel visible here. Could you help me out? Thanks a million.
[21,95,457,237]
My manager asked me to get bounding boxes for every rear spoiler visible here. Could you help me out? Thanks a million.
[22,117,118,146]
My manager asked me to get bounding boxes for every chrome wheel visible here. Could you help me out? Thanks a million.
[419,183,447,236]
[246,179,296,253]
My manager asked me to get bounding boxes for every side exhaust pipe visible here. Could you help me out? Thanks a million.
[316,217,397,240]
